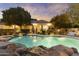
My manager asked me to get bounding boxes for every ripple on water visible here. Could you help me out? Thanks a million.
[9,36,79,52]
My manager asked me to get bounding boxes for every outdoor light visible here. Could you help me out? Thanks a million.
[12,25,19,29]
[15,25,18,28]
[57,29,60,32]
[32,23,37,26]
[43,25,48,30]
[12,25,15,29]
[47,23,52,26]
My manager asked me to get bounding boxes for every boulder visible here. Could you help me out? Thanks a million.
[47,48,68,56]
[15,48,27,56]
[6,43,17,52]
[0,43,78,56]
[64,48,74,56]
[49,45,68,51]
[27,46,48,56]
[5,43,20,55]
[15,48,39,56]
[71,47,78,53]
[48,45,74,56]
[25,45,78,56]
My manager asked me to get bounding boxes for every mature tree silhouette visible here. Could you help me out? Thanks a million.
[2,7,32,28]
[50,13,72,28]
[68,4,79,27]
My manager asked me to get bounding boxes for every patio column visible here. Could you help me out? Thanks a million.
[41,24,43,31]
[32,23,38,34]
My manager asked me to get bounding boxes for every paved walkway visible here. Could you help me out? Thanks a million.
[0,35,13,41]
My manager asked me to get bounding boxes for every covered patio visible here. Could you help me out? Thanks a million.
[31,20,52,34]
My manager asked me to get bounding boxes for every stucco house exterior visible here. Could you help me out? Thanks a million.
[0,20,52,34]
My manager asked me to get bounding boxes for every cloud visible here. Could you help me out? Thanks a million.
[0,3,69,21]
[20,3,69,21]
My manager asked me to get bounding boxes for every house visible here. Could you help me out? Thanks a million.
[0,20,52,34]
[31,20,52,33]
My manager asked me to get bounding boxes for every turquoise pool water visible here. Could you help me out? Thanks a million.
[9,35,79,51]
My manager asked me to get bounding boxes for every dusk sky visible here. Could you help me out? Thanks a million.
[0,3,70,21]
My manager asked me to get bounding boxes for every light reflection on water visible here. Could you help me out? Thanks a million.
[9,35,79,52]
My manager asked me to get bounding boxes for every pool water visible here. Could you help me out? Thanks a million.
[9,35,79,52]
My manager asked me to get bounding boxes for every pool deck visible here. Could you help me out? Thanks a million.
[0,34,79,41]
[0,35,13,41]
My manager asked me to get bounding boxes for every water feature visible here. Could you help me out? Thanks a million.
[9,35,79,52]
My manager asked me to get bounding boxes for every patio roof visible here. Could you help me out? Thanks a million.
[31,20,50,24]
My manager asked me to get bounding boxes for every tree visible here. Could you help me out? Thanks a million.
[68,4,79,27]
[50,13,72,28]
[2,7,32,28]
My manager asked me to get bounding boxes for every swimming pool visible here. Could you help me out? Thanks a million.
[9,35,79,52]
